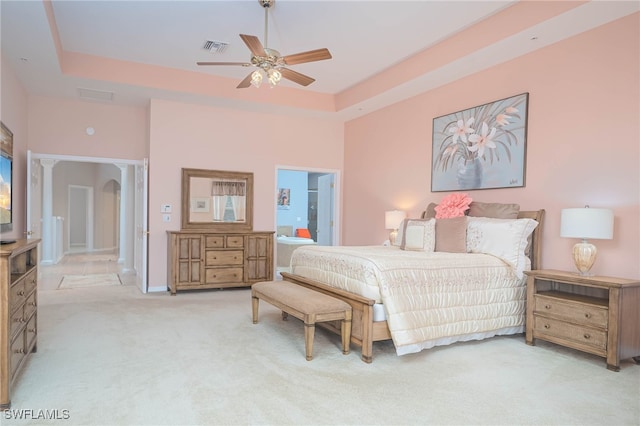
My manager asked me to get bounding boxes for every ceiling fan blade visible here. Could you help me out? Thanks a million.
[239,34,266,57]
[197,61,251,66]
[282,48,332,65]
[237,72,254,89]
[280,68,315,87]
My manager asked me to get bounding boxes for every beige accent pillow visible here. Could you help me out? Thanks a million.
[467,202,520,219]
[466,217,539,279]
[400,219,435,252]
[435,217,467,253]
[422,202,438,219]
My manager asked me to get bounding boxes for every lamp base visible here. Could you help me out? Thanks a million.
[572,240,597,276]
[389,230,398,246]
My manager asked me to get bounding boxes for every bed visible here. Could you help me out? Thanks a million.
[276,226,316,270]
[281,208,545,363]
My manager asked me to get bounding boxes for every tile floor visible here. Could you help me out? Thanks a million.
[39,250,137,291]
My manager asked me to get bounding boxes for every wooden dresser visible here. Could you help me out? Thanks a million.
[1,239,40,409]
[525,269,640,371]
[167,231,273,295]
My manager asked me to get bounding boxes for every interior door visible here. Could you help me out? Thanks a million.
[317,174,334,246]
[26,150,42,242]
[134,159,149,293]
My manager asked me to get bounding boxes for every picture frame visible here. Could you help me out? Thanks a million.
[190,197,210,213]
[431,93,529,192]
[277,188,290,210]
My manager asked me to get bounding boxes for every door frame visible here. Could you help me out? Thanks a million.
[27,151,149,293]
[275,165,341,246]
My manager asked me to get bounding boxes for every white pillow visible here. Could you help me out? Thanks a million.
[393,219,407,247]
[400,218,435,252]
[466,217,538,279]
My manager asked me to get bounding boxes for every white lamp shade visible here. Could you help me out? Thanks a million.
[560,208,614,240]
[385,210,406,230]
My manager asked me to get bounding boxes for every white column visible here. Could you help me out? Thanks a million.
[40,159,56,264]
[116,164,128,265]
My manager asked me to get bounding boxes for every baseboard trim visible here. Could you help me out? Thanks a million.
[148,286,168,293]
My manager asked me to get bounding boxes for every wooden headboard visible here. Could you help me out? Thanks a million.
[517,209,545,270]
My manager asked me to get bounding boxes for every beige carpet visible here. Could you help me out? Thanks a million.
[58,273,122,289]
[6,285,639,425]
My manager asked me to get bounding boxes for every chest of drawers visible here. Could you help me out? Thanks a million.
[525,269,640,371]
[1,239,40,409]
[167,231,273,294]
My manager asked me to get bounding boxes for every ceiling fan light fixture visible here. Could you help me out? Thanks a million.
[267,68,282,87]
[250,70,263,87]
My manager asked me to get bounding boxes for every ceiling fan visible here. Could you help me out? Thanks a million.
[197,0,332,89]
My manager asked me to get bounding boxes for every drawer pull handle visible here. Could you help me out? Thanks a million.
[17,291,25,296]
[584,333,591,339]
[14,349,25,354]
[14,318,26,323]
[584,313,591,319]
[544,304,551,309]
[28,328,36,333]
[544,324,550,329]
[29,302,37,307]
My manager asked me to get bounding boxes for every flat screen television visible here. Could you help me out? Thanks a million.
[1,121,14,244]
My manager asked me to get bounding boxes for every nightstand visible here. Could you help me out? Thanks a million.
[525,269,640,371]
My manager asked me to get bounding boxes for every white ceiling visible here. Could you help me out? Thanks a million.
[2,1,638,121]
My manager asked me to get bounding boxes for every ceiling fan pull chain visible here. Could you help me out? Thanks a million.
[264,6,269,49]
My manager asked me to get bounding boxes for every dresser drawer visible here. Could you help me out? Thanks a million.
[206,250,243,266]
[533,315,607,351]
[24,292,37,321]
[10,280,26,312]
[10,333,26,381]
[534,294,608,329]
[205,236,224,248]
[25,314,37,351]
[226,236,244,248]
[205,267,243,283]
[24,270,37,295]
[10,305,25,340]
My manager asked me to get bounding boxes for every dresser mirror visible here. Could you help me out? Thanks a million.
[181,168,253,231]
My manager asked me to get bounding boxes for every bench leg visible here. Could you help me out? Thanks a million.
[251,295,259,324]
[304,322,315,361]
[282,311,289,321]
[341,318,352,355]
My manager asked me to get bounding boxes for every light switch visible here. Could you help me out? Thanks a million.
[161,204,172,213]
[162,214,171,222]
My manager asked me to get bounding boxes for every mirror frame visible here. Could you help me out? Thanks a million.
[181,168,253,232]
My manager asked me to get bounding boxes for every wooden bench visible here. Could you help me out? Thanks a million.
[251,280,352,361]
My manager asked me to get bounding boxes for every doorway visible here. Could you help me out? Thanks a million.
[27,151,149,293]
[275,166,340,275]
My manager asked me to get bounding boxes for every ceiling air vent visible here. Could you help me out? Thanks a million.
[202,40,229,54]
[77,88,114,102]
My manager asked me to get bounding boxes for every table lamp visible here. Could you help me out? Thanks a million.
[385,210,406,245]
[560,206,614,276]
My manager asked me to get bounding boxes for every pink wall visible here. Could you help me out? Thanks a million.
[0,51,29,240]
[147,99,344,288]
[27,97,148,159]
[343,14,640,279]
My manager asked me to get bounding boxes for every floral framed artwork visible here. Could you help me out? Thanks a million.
[431,92,529,192]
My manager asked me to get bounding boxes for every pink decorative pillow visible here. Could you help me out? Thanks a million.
[434,193,473,219]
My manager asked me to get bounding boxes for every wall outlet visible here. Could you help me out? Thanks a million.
[162,214,171,222]
[161,204,172,213]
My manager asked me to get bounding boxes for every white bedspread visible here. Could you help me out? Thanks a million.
[290,245,527,355]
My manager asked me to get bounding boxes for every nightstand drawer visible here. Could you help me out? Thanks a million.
[534,294,608,329]
[533,315,607,351]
